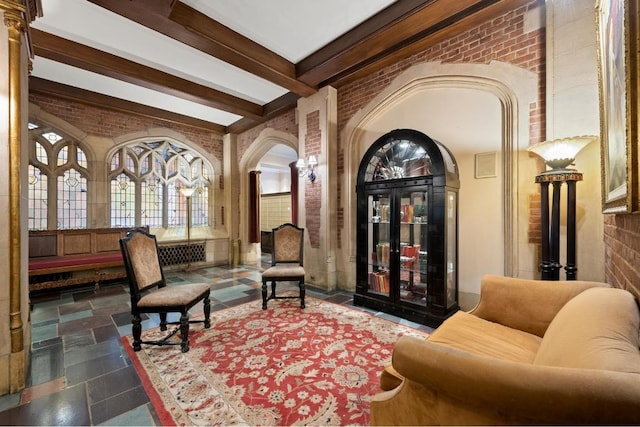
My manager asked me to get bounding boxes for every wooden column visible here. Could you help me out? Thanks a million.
[535,172,583,281]
[248,170,261,243]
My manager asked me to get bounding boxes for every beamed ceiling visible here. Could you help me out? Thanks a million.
[28,0,532,134]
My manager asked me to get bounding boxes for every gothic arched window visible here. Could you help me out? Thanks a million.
[28,122,89,230]
[109,140,212,229]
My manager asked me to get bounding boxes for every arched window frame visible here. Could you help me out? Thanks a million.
[108,139,214,230]
[28,122,90,230]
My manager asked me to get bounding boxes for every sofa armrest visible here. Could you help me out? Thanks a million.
[469,274,608,337]
[373,336,640,425]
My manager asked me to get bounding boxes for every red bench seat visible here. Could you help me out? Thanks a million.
[29,252,124,276]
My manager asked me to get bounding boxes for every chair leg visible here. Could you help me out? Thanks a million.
[180,312,190,353]
[262,280,268,310]
[132,314,142,352]
[159,312,168,331]
[271,281,276,299]
[203,295,211,328]
[300,279,306,309]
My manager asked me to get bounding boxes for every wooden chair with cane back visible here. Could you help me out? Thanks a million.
[262,223,306,309]
[119,227,211,352]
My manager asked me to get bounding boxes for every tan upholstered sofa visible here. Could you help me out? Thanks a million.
[371,274,640,425]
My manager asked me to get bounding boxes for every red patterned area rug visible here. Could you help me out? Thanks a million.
[122,297,428,426]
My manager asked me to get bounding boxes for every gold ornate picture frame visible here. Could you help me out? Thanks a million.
[596,0,639,213]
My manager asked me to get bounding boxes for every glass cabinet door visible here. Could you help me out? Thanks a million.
[446,190,457,308]
[399,190,428,305]
[368,193,391,296]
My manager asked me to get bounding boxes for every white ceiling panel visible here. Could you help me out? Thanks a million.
[32,0,289,104]
[31,57,243,126]
[182,0,397,62]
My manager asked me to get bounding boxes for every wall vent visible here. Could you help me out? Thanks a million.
[475,151,498,179]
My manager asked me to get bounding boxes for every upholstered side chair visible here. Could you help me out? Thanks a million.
[262,223,305,309]
[120,228,211,353]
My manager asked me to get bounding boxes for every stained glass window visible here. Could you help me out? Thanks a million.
[141,178,163,227]
[363,139,431,182]
[111,174,135,227]
[28,165,48,230]
[29,123,89,230]
[57,169,87,229]
[109,139,212,229]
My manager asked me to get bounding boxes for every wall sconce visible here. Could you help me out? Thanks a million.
[527,135,597,174]
[296,155,317,182]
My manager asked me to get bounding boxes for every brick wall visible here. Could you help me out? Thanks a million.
[304,111,321,248]
[604,215,640,298]
[335,1,545,249]
[237,109,297,161]
[336,2,545,136]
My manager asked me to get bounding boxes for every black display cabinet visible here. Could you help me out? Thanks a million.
[354,129,460,327]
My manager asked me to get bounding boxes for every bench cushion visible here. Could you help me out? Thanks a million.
[534,287,640,374]
[29,252,123,272]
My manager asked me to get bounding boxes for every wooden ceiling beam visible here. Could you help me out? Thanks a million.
[296,0,501,86]
[31,29,263,120]
[227,92,300,134]
[87,0,317,97]
[325,0,537,88]
[29,77,227,134]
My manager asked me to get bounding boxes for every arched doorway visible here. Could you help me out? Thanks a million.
[238,129,299,265]
[340,61,538,298]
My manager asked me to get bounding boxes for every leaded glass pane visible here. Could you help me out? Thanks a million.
[125,153,136,172]
[42,131,63,144]
[167,157,178,178]
[141,179,163,227]
[28,165,48,230]
[363,139,431,182]
[193,184,209,226]
[57,169,87,229]
[35,142,48,165]
[179,158,190,180]
[140,154,150,175]
[77,147,88,169]
[154,154,165,178]
[132,145,145,156]
[57,146,69,166]
[110,152,120,171]
[167,181,186,227]
[110,174,135,227]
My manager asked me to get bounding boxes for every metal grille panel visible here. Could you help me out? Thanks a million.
[158,243,206,266]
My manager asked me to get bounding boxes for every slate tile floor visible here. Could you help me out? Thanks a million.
[0,257,432,426]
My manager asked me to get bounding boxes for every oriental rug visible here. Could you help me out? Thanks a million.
[122,297,428,426]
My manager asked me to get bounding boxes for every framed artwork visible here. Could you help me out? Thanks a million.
[596,0,639,213]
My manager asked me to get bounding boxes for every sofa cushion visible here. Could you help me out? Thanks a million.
[427,311,542,363]
[534,287,640,374]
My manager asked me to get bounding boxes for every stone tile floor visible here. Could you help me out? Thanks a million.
[0,258,432,426]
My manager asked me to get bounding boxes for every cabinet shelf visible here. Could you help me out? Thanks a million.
[355,128,460,328]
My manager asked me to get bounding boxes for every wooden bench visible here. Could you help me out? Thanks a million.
[28,227,135,293]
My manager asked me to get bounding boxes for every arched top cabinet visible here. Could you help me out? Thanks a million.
[355,129,460,327]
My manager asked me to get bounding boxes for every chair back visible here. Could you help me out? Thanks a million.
[271,223,304,266]
[120,228,165,299]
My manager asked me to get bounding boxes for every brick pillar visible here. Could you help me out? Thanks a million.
[297,86,338,291]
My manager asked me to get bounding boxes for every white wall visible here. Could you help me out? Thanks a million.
[259,168,291,194]
[546,0,604,282]
[362,87,505,294]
